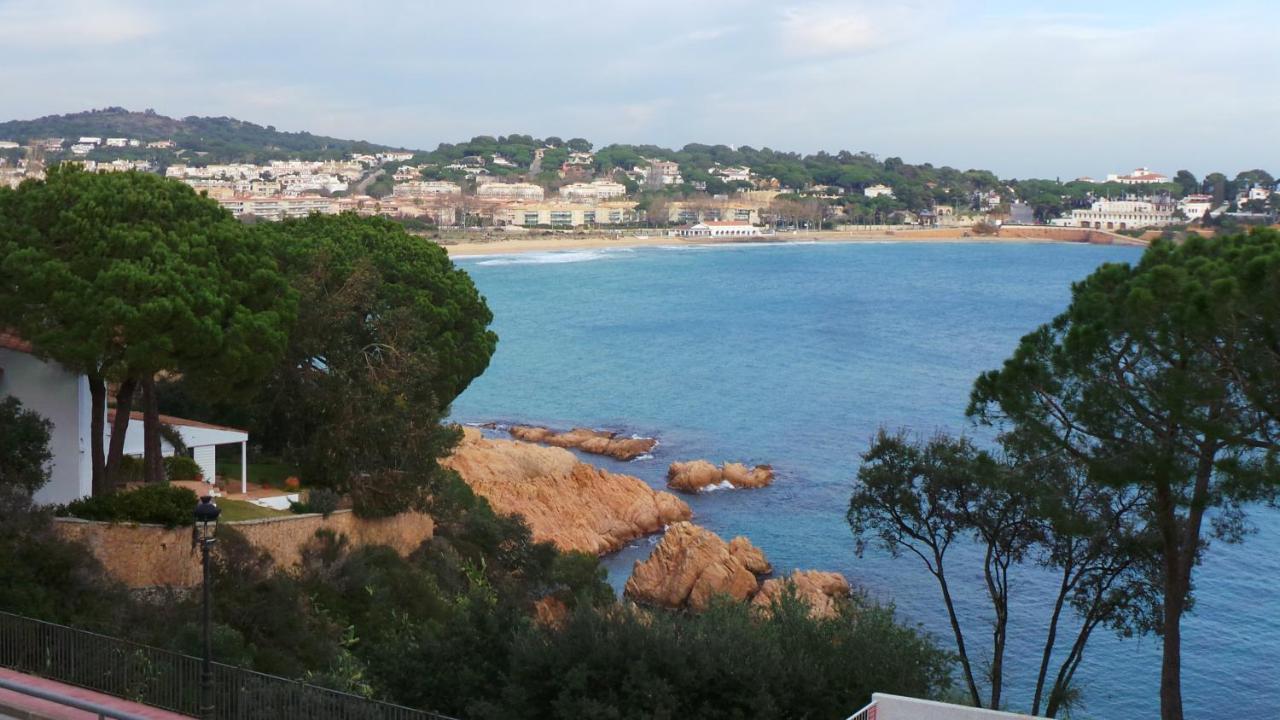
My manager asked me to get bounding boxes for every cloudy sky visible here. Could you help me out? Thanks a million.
[3,0,1277,178]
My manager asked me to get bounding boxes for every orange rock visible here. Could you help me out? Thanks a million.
[666,460,774,493]
[444,428,689,555]
[728,536,772,575]
[752,570,851,619]
[509,425,657,461]
[624,522,768,611]
[534,596,569,627]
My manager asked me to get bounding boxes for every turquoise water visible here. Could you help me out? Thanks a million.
[450,241,1280,718]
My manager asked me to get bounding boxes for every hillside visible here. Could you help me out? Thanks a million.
[0,107,412,162]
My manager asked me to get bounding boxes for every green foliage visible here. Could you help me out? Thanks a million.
[967,229,1280,718]
[484,595,950,720]
[163,455,203,481]
[222,214,496,514]
[0,497,132,628]
[291,487,341,517]
[0,107,404,163]
[57,484,199,527]
[0,397,53,497]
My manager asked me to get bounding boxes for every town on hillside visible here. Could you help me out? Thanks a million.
[2,113,1277,238]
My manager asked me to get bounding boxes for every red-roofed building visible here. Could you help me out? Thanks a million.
[1,333,250,503]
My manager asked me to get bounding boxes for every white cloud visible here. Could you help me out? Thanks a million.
[0,0,160,46]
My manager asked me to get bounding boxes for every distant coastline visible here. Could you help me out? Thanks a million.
[443,226,1146,257]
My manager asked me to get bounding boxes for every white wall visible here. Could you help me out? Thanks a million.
[869,694,1039,720]
[0,348,92,505]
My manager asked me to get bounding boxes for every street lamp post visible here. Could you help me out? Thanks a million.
[193,496,221,720]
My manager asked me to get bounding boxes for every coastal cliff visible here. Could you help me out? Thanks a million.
[509,425,657,461]
[443,428,689,555]
[666,460,774,493]
[624,522,847,618]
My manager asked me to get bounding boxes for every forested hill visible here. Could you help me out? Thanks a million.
[0,107,410,162]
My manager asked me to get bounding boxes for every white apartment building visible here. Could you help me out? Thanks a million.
[864,183,895,199]
[40,138,65,151]
[643,160,682,187]
[559,180,627,202]
[105,138,129,147]
[378,151,415,163]
[711,166,752,183]
[393,180,462,198]
[477,182,545,202]
[497,201,637,227]
[77,137,101,145]
[217,195,336,222]
[1105,167,1170,184]
[1052,197,1178,229]
[0,141,19,149]
[70,144,94,156]
[1178,194,1215,220]
[147,140,175,149]
[668,201,761,225]
[1239,186,1275,204]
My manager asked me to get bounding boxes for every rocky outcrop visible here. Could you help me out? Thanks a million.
[624,522,764,611]
[752,570,851,620]
[510,425,658,461]
[666,460,774,493]
[443,428,689,555]
[624,522,849,618]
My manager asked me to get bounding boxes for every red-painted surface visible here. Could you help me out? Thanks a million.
[0,667,191,719]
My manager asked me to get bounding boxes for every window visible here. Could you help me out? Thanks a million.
[734,209,752,220]
[523,212,539,224]
[609,211,623,222]
[550,211,574,225]
[584,211,596,224]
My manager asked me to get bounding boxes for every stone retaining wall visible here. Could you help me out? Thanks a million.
[53,510,434,588]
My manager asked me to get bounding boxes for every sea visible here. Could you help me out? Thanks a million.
[449,240,1280,719]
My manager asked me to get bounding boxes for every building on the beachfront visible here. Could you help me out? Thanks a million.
[667,201,761,225]
[559,180,627,202]
[863,183,895,199]
[1051,197,1178,229]
[476,181,545,202]
[495,201,638,227]
[1105,167,1170,185]
[217,195,336,222]
[671,221,762,238]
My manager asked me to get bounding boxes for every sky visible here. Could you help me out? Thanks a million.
[2,0,1277,179]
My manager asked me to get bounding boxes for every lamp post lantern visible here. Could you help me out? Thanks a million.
[193,495,221,720]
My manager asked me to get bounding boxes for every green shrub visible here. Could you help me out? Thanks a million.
[291,488,341,517]
[164,455,203,481]
[113,456,145,485]
[57,484,199,527]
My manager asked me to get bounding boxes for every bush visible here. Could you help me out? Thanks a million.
[291,487,341,517]
[57,484,199,527]
[0,396,53,497]
[164,455,203,481]
[113,456,145,485]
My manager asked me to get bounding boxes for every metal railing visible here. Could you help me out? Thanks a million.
[0,675,155,720]
[0,611,456,720]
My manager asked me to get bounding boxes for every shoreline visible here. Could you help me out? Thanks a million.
[442,227,1143,257]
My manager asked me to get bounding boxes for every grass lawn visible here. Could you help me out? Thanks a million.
[217,498,291,522]
[215,453,299,490]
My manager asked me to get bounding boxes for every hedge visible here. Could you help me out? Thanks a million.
[57,485,200,528]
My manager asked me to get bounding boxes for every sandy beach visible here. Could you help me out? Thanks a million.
[441,226,1143,257]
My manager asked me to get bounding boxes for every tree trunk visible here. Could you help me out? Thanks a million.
[1160,587,1185,720]
[1033,566,1073,716]
[88,371,108,496]
[936,561,983,707]
[104,377,138,487]
[141,375,165,484]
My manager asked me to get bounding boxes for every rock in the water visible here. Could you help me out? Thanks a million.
[443,428,689,555]
[624,522,769,611]
[752,570,851,619]
[667,460,774,493]
[728,536,772,575]
[510,425,657,461]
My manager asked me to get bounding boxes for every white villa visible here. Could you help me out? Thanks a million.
[672,221,762,238]
[863,183,895,199]
[1051,197,1178,230]
[1,332,250,505]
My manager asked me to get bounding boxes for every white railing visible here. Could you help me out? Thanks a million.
[846,699,877,720]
